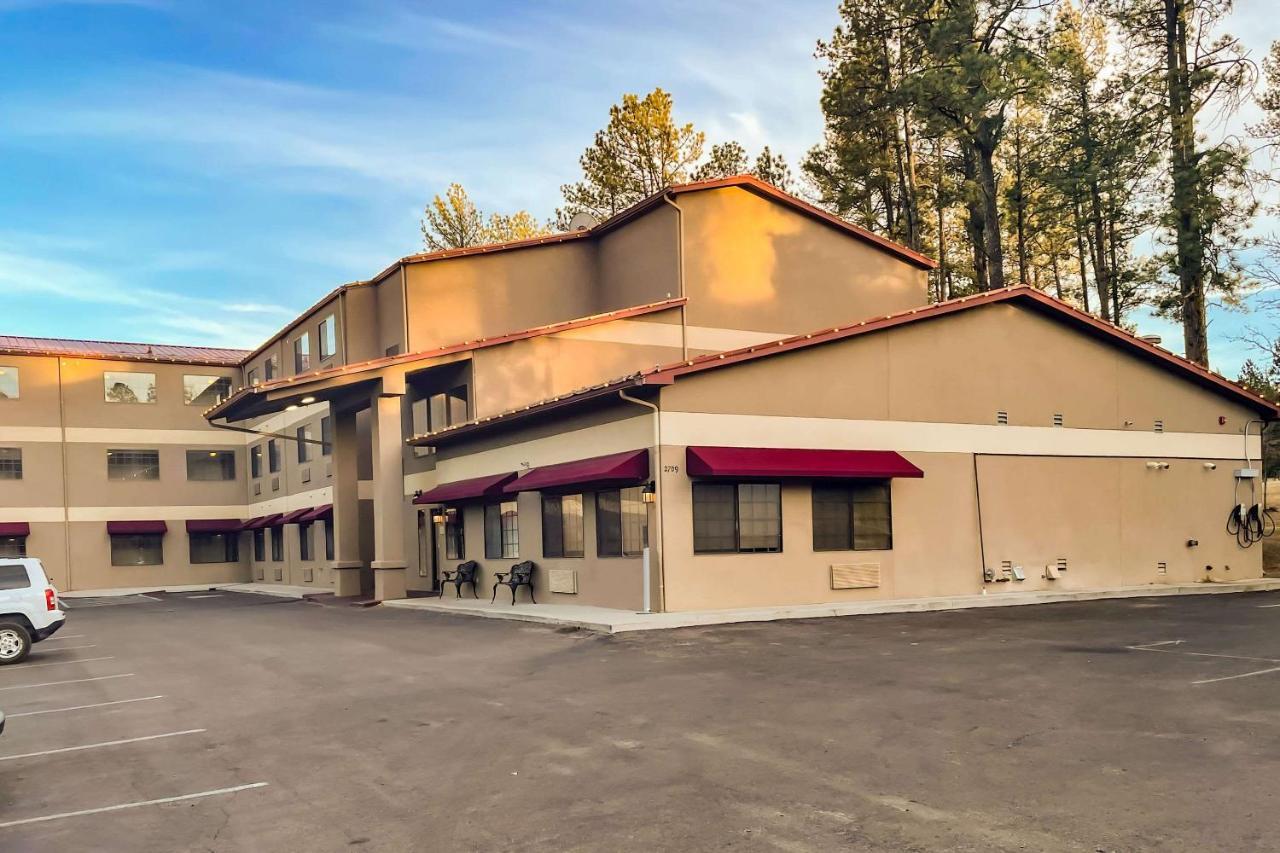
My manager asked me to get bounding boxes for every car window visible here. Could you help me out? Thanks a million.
[0,563,30,590]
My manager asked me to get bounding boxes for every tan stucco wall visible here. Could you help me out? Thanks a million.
[595,204,679,311]
[677,187,929,335]
[66,521,249,592]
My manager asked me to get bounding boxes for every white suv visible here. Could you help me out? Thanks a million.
[0,558,66,665]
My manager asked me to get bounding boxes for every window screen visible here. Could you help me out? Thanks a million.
[597,488,648,557]
[693,482,782,553]
[812,482,893,551]
[541,494,584,558]
[484,501,518,559]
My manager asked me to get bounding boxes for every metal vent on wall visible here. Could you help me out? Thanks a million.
[996,411,1009,425]
[831,563,880,589]
[273,568,283,582]
[1053,413,1064,427]
[1157,561,1168,575]
[1056,557,1068,572]
[547,569,578,594]
[303,568,314,583]
[253,482,261,496]
[271,476,281,492]
[1154,420,1164,433]
[301,468,311,484]
[254,567,264,581]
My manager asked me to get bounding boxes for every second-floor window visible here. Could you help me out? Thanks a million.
[0,448,21,480]
[248,368,260,386]
[267,439,281,474]
[0,366,18,399]
[104,371,156,404]
[297,425,313,463]
[319,314,337,361]
[250,445,263,479]
[294,333,311,373]
[320,416,332,456]
[184,375,232,407]
[107,449,160,481]
[186,450,235,481]
[264,354,279,381]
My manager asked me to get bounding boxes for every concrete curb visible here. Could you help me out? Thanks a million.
[381,579,1280,634]
[62,582,335,601]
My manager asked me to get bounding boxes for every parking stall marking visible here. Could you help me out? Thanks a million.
[34,644,97,652]
[1128,640,1280,685]
[0,729,206,762]
[0,673,134,692]
[0,782,270,830]
[8,696,165,719]
[1192,666,1280,685]
[39,634,86,642]
[5,656,116,671]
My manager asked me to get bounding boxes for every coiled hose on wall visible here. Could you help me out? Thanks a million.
[1229,420,1277,548]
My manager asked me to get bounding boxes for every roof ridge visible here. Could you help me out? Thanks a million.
[0,333,250,354]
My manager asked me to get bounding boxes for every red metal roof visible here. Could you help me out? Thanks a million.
[686,447,923,480]
[0,335,247,366]
[504,450,650,494]
[411,286,1280,446]
[413,472,518,504]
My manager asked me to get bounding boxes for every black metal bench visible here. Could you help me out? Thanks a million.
[492,560,536,605]
[440,560,479,598]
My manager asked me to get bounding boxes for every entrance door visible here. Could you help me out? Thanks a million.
[417,510,438,592]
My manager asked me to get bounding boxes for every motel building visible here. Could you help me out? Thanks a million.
[1,175,1276,614]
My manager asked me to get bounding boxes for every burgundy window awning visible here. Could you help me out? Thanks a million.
[413,472,518,505]
[505,449,650,494]
[298,504,332,523]
[685,446,923,480]
[185,519,244,534]
[242,513,283,530]
[279,508,313,525]
[107,520,168,535]
[0,522,30,537]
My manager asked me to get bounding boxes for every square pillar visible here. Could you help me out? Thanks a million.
[330,406,364,597]
[370,387,407,601]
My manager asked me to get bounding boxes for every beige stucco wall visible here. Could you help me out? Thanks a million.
[677,187,930,335]
[594,204,679,311]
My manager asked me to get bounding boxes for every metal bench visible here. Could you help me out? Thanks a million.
[440,560,479,598]
[492,560,536,605]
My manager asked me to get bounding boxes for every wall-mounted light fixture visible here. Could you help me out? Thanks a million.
[641,482,657,504]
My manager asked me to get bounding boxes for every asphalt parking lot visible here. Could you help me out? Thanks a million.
[1,590,1280,852]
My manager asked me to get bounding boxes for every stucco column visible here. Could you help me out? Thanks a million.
[330,405,363,597]
[370,381,407,601]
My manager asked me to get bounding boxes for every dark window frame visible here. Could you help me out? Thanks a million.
[110,533,164,566]
[185,449,235,481]
[107,449,160,481]
[484,500,519,560]
[253,528,265,561]
[692,481,783,554]
[270,526,283,561]
[250,445,263,479]
[267,439,281,474]
[541,493,584,559]
[442,507,464,560]
[319,314,337,361]
[320,416,332,456]
[294,332,312,373]
[811,482,894,552]
[298,522,313,561]
[0,537,27,559]
[189,531,238,564]
[0,447,22,480]
[596,487,648,557]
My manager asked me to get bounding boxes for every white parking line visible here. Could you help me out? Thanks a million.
[7,656,115,670]
[0,673,133,692]
[0,782,269,829]
[186,594,223,599]
[1194,666,1280,685]
[1259,604,1280,608]
[40,634,86,642]
[0,729,206,762]
[8,696,165,718]
[38,644,97,652]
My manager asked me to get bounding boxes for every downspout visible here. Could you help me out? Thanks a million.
[57,357,72,592]
[660,194,688,360]
[618,387,666,612]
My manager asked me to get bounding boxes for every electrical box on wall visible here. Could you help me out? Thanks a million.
[1234,468,1260,479]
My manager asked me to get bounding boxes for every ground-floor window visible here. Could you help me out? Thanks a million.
[442,507,464,560]
[298,523,313,561]
[812,482,893,551]
[111,533,164,566]
[190,532,238,564]
[693,482,782,554]
[270,527,283,561]
[541,493,584,558]
[484,501,519,559]
[0,535,26,558]
[253,528,265,561]
[324,521,335,561]
[597,487,648,557]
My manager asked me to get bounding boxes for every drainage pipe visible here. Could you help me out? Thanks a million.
[618,388,665,612]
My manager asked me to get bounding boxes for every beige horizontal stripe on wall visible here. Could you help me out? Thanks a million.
[64,428,244,446]
[550,320,793,351]
[0,483,344,523]
[0,427,63,442]
[659,412,1261,461]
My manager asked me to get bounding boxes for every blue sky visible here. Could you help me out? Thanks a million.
[0,0,1277,378]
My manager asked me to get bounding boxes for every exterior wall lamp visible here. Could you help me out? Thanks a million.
[641,482,657,504]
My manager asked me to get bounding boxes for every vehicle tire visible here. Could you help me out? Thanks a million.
[0,622,31,665]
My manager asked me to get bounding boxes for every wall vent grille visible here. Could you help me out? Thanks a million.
[254,567,264,581]
[996,411,1009,425]
[1157,561,1168,575]
[547,569,578,594]
[1056,557,1068,572]
[271,476,280,492]
[253,482,261,496]
[303,568,314,583]
[273,568,283,582]
[831,563,881,589]
[301,467,311,484]
[1154,420,1165,433]
[1053,413,1064,427]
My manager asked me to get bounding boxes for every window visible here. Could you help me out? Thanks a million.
[104,371,156,404]
[248,368,260,386]
[264,354,280,381]
[484,501,519,559]
[441,507,464,560]
[294,333,311,373]
[0,366,18,400]
[298,523,313,561]
[186,450,235,481]
[0,538,27,559]
[812,483,893,551]
[297,425,313,463]
[110,533,163,566]
[692,482,782,554]
[253,528,265,561]
[541,494,584,558]
[0,448,21,480]
[597,487,648,557]
[250,445,263,479]
[268,439,281,474]
[184,375,232,407]
[107,449,159,481]
[319,314,337,361]
[417,386,470,435]
[270,527,283,561]
[320,416,332,456]
[324,521,334,561]
[190,532,238,564]
[0,563,29,587]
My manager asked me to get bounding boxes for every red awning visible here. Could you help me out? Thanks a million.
[185,519,244,534]
[280,508,313,525]
[505,449,650,494]
[0,522,30,537]
[413,472,518,504]
[106,520,168,535]
[242,514,283,530]
[685,446,923,480]
[298,504,332,522]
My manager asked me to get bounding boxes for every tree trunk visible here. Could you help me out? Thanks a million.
[1088,184,1111,320]
[962,146,989,291]
[1164,0,1208,364]
[1108,217,1122,324]
[1073,191,1092,314]
[974,135,1006,290]
[1049,246,1064,300]
[1012,103,1029,286]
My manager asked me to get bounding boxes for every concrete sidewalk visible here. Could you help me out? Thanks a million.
[63,581,332,600]
[382,578,1280,633]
